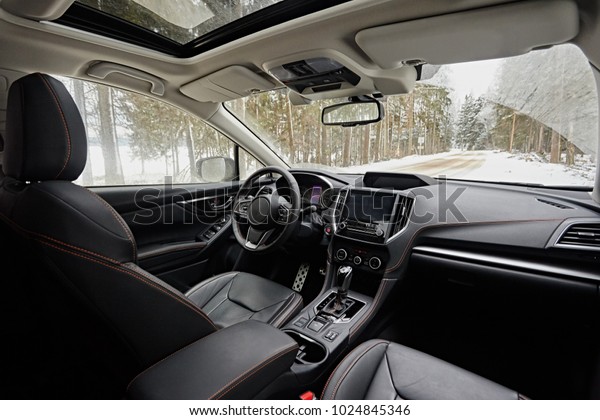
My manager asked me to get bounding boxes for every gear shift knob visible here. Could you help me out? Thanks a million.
[335,265,353,309]
[337,265,353,294]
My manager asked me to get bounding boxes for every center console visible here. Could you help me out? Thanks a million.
[259,188,410,395]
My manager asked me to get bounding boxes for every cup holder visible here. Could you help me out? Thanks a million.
[283,330,328,365]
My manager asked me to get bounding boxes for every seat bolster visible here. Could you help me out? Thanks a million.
[323,340,520,400]
[322,340,391,400]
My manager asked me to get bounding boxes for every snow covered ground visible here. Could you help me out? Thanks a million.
[343,150,596,186]
[78,145,595,187]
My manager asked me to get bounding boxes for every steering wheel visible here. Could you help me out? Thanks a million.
[232,166,301,253]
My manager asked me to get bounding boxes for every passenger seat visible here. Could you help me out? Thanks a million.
[322,340,525,400]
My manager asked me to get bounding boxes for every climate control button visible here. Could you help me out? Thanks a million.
[336,248,348,261]
[369,257,382,270]
[353,255,362,265]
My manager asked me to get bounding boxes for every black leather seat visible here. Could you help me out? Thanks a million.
[0,73,302,367]
[186,272,302,329]
[322,340,523,400]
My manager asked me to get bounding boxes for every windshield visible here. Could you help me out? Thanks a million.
[226,44,597,186]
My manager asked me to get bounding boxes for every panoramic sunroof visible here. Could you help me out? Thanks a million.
[55,0,350,57]
[76,0,286,45]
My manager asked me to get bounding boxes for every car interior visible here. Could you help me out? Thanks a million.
[0,0,599,400]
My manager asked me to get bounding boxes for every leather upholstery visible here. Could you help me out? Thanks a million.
[127,320,298,400]
[0,73,302,368]
[323,340,520,400]
[4,73,87,181]
[186,272,303,328]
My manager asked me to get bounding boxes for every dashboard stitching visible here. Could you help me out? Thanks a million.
[384,218,564,273]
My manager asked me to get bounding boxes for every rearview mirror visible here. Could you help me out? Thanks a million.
[196,156,236,182]
[321,100,384,127]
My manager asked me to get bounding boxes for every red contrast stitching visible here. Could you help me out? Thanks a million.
[324,340,389,400]
[40,240,217,329]
[385,218,563,274]
[83,188,137,262]
[38,74,71,179]
[211,345,298,400]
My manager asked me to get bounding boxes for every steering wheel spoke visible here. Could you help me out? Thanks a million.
[245,226,275,250]
[231,166,301,253]
[233,197,252,219]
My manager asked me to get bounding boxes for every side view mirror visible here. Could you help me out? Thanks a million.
[321,98,384,127]
[196,156,236,182]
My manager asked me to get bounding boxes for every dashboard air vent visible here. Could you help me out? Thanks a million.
[536,198,573,209]
[557,224,600,248]
[393,195,414,235]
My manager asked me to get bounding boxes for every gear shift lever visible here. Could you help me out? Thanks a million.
[319,265,355,319]
[335,265,353,310]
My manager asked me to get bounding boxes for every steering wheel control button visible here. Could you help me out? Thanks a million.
[308,318,326,332]
[369,257,382,270]
[336,248,348,261]
[323,330,339,341]
[294,317,308,328]
[353,255,362,265]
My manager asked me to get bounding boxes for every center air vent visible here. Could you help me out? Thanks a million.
[557,223,600,248]
[392,195,414,235]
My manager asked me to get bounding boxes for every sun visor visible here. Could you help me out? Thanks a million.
[180,66,275,103]
[356,0,579,68]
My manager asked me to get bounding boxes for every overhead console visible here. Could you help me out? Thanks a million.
[268,57,360,95]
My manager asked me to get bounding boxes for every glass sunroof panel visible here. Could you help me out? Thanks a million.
[77,0,286,44]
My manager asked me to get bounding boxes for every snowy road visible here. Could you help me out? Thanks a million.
[345,150,594,186]
[387,151,487,177]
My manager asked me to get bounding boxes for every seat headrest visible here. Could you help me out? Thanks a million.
[4,73,87,181]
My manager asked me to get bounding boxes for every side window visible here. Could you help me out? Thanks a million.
[58,77,253,186]
[239,148,264,180]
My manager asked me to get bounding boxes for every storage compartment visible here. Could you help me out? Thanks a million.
[283,330,327,364]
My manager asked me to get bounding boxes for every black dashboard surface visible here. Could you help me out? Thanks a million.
[289,169,600,287]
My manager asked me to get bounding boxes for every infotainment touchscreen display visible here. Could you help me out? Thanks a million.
[337,189,398,243]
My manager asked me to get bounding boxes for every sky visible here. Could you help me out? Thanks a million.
[426,59,502,106]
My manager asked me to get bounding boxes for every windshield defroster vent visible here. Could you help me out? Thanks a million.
[536,198,573,210]
[557,224,600,249]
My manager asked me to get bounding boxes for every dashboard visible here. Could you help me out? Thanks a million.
[287,169,600,294]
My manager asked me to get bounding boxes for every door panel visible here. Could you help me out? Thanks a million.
[93,181,242,291]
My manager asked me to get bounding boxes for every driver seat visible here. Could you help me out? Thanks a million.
[0,73,302,367]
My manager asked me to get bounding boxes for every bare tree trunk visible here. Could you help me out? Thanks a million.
[566,123,575,165]
[97,85,123,185]
[286,100,295,163]
[361,126,370,164]
[72,79,93,185]
[550,130,560,163]
[537,124,544,153]
[186,119,197,181]
[342,128,351,167]
[374,122,382,162]
[407,94,414,155]
[508,112,516,153]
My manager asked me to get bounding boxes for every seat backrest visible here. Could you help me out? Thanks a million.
[0,74,217,367]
